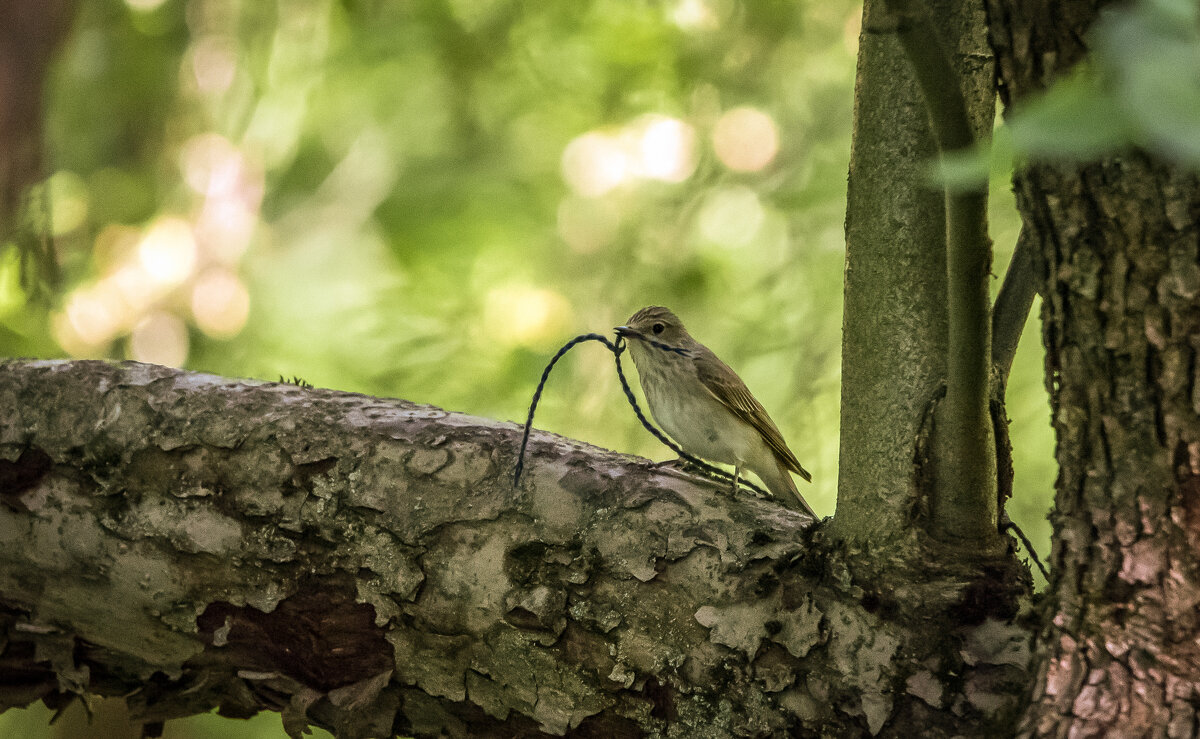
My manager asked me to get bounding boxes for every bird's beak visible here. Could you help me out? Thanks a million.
[614,325,639,339]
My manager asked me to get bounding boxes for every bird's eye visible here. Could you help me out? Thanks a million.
[652,323,665,335]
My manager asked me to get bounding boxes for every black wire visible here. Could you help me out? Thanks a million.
[513,333,610,486]
[1001,519,1050,580]
[513,332,768,497]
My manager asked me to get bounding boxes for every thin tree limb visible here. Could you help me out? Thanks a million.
[836,0,951,543]
[991,226,1037,381]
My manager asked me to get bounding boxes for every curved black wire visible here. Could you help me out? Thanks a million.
[513,333,611,486]
[513,332,767,498]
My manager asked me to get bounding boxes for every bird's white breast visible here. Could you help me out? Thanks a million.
[630,343,767,468]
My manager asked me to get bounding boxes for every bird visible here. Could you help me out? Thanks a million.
[615,306,816,517]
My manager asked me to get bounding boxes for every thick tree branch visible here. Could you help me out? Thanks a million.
[0,359,1030,737]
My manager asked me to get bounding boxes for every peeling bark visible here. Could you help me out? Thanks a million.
[987,2,1200,735]
[0,360,1028,737]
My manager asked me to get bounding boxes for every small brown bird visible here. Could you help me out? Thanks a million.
[615,306,816,517]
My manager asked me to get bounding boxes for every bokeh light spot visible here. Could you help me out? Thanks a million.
[62,288,121,349]
[181,133,261,263]
[189,35,238,95]
[192,269,251,338]
[110,264,158,311]
[130,312,189,367]
[52,313,98,358]
[0,251,23,318]
[125,0,167,11]
[138,218,197,286]
[633,115,698,183]
[561,132,630,197]
[484,286,572,348]
[672,0,721,30]
[181,133,243,197]
[697,186,766,247]
[712,107,780,172]
[47,171,89,235]
[196,198,257,264]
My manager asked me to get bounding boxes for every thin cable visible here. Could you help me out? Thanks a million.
[1001,519,1050,580]
[513,333,611,486]
[513,332,768,497]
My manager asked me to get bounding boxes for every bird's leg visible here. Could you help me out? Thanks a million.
[730,465,741,495]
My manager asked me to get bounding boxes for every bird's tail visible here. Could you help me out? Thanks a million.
[761,458,817,519]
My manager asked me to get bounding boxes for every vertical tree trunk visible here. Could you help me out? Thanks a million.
[988,2,1200,734]
[838,0,995,543]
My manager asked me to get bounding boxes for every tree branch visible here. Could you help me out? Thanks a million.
[0,359,1030,736]
[991,226,1037,381]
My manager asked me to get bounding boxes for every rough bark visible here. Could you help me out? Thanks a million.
[0,360,1029,737]
[987,1,1200,735]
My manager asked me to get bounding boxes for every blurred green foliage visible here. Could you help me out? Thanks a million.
[0,0,1054,736]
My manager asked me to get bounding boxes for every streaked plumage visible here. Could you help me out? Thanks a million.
[615,306,816,517]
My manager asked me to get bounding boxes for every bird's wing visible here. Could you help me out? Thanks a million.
[693,349,812,481]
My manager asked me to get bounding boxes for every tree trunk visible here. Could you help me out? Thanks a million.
[838,0,996,544]
[0,360,1028,737]
[987,2,1200,735]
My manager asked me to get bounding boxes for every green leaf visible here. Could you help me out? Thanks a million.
[927,126,1016,192]
[1006,72,1131,160]
[1096,0,1200,165]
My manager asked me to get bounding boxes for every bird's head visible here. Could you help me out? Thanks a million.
[615,306,693,349]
